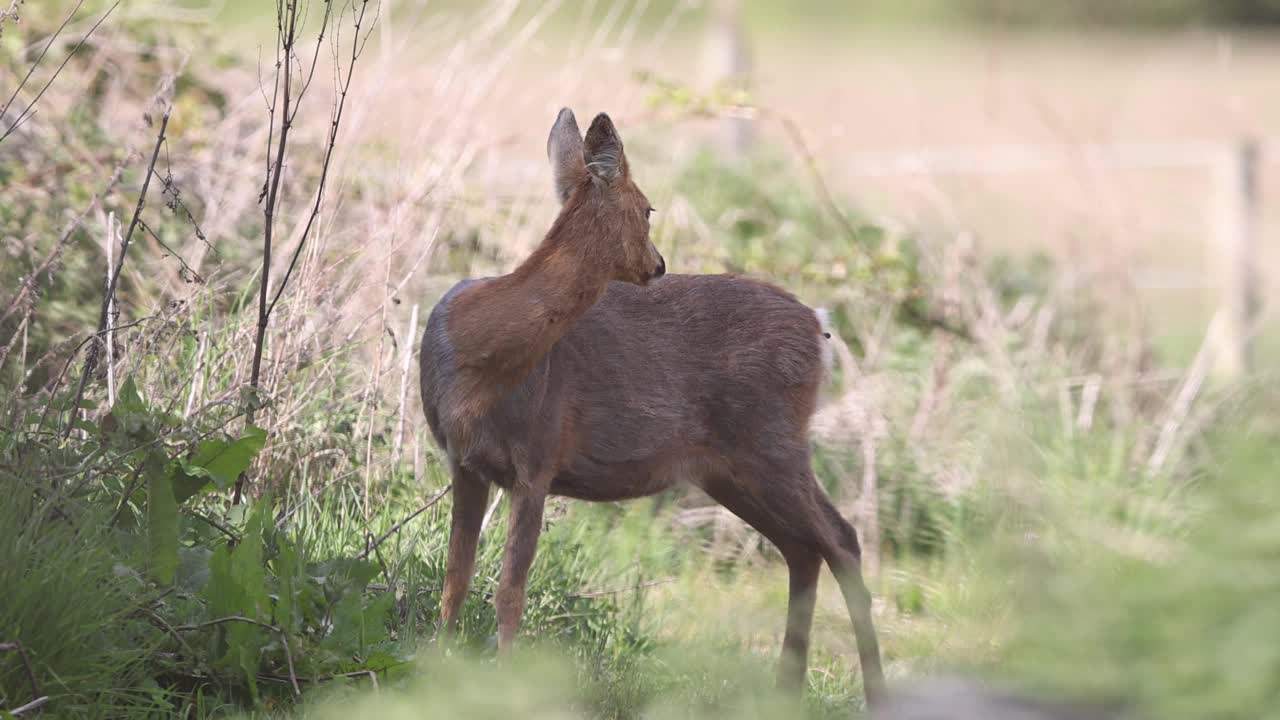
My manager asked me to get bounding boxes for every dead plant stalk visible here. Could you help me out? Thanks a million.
[237,0,376,503]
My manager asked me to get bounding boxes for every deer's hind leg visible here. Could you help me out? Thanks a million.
[812,494,887,707]
[698,473,823,695]
[702,459,887,708]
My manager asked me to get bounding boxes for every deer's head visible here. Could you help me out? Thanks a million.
[547,108,665,286]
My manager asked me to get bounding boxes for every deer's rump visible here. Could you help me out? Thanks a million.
[421,273,827,500]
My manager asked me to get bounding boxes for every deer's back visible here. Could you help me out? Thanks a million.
[566,273,826,436]
[548,274,826,494]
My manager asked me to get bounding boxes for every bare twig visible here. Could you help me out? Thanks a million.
[0,171,127,369]
[480,489,504,533]
[859,420,881,578]
[391,303,419,466]
[134,607,198,658]
[138,218,206,284]
[1149,313,1222,474]
[104,212,118,406]
[0,71,177,367]
[182,508,240,542]
[0,0,86,129]
[355,484,452,561]
[0,0,121,145]
[279,631,301,697]
[169,615,299,695]
[63,109,171,440]
[6,696,49,716]
[266,0,374,319]
[240,2,299,503]
[173,615,279,633]
[238,0,376,503]
[258,667,387,687]
[0,640,41,700]
[569,577,677,599]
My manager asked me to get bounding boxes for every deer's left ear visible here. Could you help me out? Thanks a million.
[584,112,627,183]
[547,107,586,205]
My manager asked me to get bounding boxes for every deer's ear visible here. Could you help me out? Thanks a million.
[547,108,586,205]
[584,112,626,183]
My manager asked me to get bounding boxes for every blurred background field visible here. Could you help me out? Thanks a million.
[2,1,1279,718]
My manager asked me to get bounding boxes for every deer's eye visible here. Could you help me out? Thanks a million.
[645,207,655,220]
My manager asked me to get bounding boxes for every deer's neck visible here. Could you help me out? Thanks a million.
[445,222,606,407]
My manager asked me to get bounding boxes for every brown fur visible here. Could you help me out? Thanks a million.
[419,109,886,708]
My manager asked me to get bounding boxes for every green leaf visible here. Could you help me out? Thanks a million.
[204,506,272,700]
[310,557,381,603]
[273,538,302,634]
[188,425,267,490]
[206,506,269,618]
[176,545,212,593]
[170,462,214,504]
[104,376,153,438]
[116,376,147,415]
[146,452,179,584]
[322,591,394,662]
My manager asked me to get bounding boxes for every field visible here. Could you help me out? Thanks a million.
[3,1,1280,718]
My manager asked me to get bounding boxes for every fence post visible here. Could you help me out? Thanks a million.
[703,0,753,159]
[1211,138,1260,379]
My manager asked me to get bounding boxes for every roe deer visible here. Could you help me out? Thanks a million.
[419,108,886,707]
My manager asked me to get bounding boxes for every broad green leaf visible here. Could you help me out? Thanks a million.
[106,376,151,438]
[176,545,212,593]
[205,506,270,618]
[361,649,407,673]
[324,590,395,665]
[206,544,236,616]
[115,376,147,417]
[310,557,380,597]
[146,452,179,584]
[188,425,267,490]
[227,621,266,704]
[170,462,215,504]
[205,506,272,699]
[273,538,302,634]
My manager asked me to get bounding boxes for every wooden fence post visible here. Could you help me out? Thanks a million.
[1212,138,1260,379]
[703,0,753,159]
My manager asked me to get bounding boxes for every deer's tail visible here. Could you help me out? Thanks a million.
[815,307,856,384]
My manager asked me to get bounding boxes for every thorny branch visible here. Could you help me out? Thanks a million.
[62,110,171,441]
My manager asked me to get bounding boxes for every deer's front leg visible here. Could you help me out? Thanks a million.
[439,470,490,643]
[495,483,548,652]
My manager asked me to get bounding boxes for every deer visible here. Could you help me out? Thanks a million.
[419,108,887,708]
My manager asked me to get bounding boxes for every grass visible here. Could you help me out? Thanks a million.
[4,1,1280,718]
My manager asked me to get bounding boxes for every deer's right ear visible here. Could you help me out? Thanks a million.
[547,107,586,205]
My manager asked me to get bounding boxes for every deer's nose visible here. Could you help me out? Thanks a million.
[653,254,666,279]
